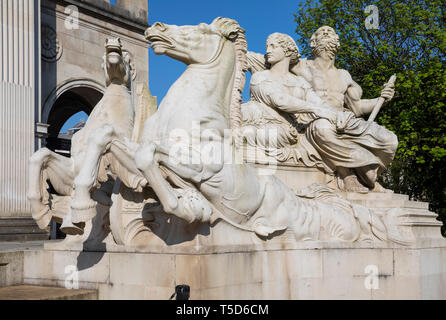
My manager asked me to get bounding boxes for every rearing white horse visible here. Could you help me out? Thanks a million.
[135,18,249,225]
[28,38,146,235]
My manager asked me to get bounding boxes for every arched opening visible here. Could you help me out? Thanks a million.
[45,86,103,156]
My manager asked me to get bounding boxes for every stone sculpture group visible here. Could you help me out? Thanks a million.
[28,18,414,247]
[244,27,398,193]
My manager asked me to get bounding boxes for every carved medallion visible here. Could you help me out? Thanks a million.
[41,24,63,62]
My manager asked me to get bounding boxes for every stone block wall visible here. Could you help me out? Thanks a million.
[22,246,446,299]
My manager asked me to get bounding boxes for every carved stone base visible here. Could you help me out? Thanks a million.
[43,201,446,254]
[23,244,446,299]
[43,182,444,252]
[29,157,445,299]
[340,192,444,245]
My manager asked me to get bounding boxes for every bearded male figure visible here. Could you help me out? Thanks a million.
[288,26,398,192]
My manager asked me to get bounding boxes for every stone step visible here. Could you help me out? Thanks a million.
[0,217,49,242]
[339,193,432,211]
[396,209,443,228]
[0,241,44,254]
[348,199,430,210]
[0,285,98,300]
[0,234,49,242]
[340,192,409,201]
[0,226,47,235]
[404,201,430,210]
[0,217,41,227]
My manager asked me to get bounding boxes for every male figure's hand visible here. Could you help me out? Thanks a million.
[381,86,395,102]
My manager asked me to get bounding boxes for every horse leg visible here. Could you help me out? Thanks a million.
[62,138,150,236]
[155,143,205,184]
[106,140,148,191]
[69,125,115,226]
[136,142,206,223]
[28,148,75,229]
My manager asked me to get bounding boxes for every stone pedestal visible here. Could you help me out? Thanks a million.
[21,185,446,299]
[19,158,445,300]
[22,242,446,300]
[19,157,446,299]
[0,252,24,288]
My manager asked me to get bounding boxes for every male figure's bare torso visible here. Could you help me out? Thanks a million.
[292,59,358,112]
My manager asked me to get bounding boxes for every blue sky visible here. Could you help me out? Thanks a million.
[148,0,304,103]
[61,0,304,133]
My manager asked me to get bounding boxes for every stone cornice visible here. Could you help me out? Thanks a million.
[44,0,149,33]
[41,6,149,47]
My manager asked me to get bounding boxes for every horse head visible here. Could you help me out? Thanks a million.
[145,17,246,65]
[102,37,136,89]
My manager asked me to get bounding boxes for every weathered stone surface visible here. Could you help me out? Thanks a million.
[109,253,175,288]
[24,250,110,284]
[21,247,446,299]
[0,252,24,288]
[0,285,97,300]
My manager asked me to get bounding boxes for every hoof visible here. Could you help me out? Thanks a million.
[254,224,274,237]
[253,218,287,237]
[60,220,85,236]
[70,199,97,223]
[178,189,212,224]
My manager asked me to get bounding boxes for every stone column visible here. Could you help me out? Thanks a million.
[116,0,148,12]
[0,0,40,217]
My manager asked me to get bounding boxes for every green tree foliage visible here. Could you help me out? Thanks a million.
[294,0,446,235]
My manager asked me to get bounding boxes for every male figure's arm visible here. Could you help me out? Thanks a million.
[292,62,378,116]
[343,70,394,118]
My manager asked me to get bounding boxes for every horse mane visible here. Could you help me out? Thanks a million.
[212,17,248,146]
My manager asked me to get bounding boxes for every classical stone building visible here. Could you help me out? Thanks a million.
[0,0,149,241]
